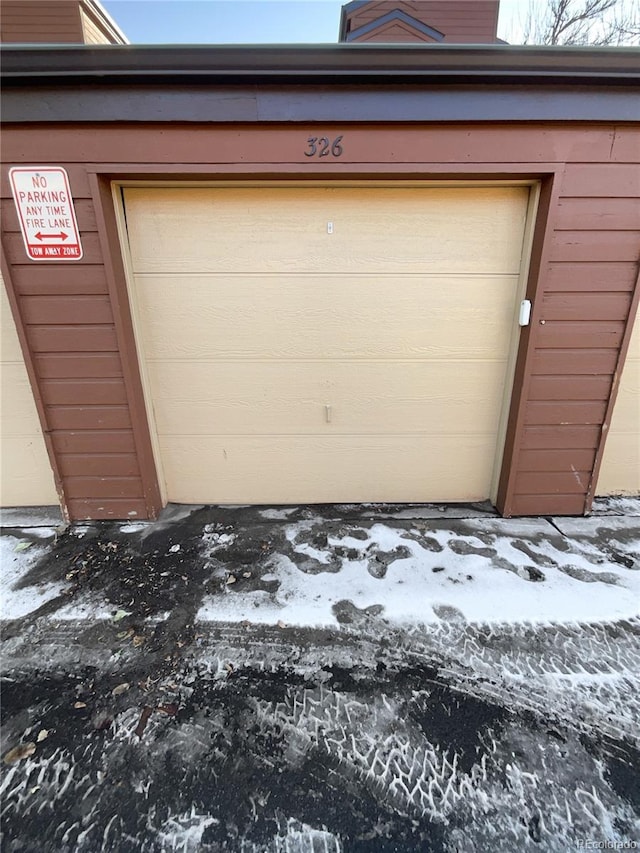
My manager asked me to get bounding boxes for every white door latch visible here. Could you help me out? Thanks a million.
[519,299,532,327]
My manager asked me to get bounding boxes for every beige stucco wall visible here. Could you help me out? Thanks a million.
[80,9,111,44]
[1,277,58,506]
[597,312,640,496]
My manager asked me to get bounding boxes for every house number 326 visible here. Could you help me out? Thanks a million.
[304,135,344,158]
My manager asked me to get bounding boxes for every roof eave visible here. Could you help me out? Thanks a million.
[1,44,639,87]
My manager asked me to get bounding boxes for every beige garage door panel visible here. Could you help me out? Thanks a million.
[605,379,640,434]
[1,437,58,507]
[136,275,518,361]
[1,281,58,507]
[148,361,506,436]
[124,185,529,504]
[597,315,640,496]
[159,434,499,505]
[1,288,25,363]
[596,434,640,496]
[2,365,51,434]
[125,187,528,275]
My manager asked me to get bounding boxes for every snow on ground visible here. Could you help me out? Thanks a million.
[259,508,299,520]
[3,508,639,629]
[0,530,65,619]
[2,504,640,851]
[53,597,115,621]
[591,495,640,516]
[551,515,640,539]
[198,518,640,628]
[118,522,152,534]
[0,530,110,622]
[1,529,116,622]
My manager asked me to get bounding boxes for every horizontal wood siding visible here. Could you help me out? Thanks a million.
[0,0,83,43]
[1,121,638,517]
[0,165,148,521]
[355,21,439,42]
[346,1,500,42]
[508,154,640,515]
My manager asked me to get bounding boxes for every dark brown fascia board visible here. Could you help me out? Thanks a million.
[3,83,638,123]
[1,44,640,86]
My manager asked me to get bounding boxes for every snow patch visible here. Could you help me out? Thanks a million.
[259,508,298,520]
[54,597,114,621]
[0,532,65,619]
[198,521,640,629]
[156,806,218,852]
[118,522,151,534]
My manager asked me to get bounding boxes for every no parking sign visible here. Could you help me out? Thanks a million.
[9,166,83,261]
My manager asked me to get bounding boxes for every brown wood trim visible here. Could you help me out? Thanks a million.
[521,425,601,450]
[510,493,587,516]
[519,449,597,472]
[549,230,640,262]
[67,497,149,521]
[529,375,613,401]
[531,349,619,375]
[20,295,114,325]
[0,242,67,519]
[496,172,561,517]
[4,86,639,126]
[51,430,136,454]
[40,378,129,406]
[88,173,163,520]
[46,405,131,431]
[525,400,608,425]
[10,265,109,295]
[26,325,119,353]
[87,162,561,178]
[515,471,592,495]
[2,118,634,519]
[555,197,640,230]
[587,259,640,512]
[561,163,640,197]
[64,476,143,499]
[0,0,84,44]
[535,320,625,349]
[34,353,123,379]
[545,262,638,292]
[58,453,140,477]
[3,124,624,166]
[91,161,560,520]
[540,293,632,322]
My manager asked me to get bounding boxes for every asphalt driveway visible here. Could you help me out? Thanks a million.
[1,498,639,852]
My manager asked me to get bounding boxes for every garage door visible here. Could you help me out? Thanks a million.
[122,186,529,504]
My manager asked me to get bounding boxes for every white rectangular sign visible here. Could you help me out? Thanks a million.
[9,166,83,261]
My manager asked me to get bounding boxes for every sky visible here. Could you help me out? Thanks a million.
[101,0,525,45]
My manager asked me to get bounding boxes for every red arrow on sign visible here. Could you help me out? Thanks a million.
[35,231,68,242]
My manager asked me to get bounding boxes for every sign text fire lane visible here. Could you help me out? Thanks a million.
[9,166,83,261]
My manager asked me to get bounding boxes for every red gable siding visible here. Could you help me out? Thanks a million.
[344,1,500,43]
[0,0,84,43]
